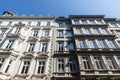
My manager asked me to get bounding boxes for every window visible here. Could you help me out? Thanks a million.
[28,43,35,52]
[97,20,103,24]
[117,57,120,64]
[0,30,6,36]
[101,28,108,35]
[74,20,80,24]
[108,40,116,48]
[8,21,12,26]
[98,40,107,48]
[88,40,96,48]
[6,40,14,49]
[33,30,39,37]
[66,31,72,37]
[85,28,91,35]
[116,31,120,37]
[82,20,87,24]
[111,23,118,27]
[94,57,103,69]
[37,61,45,74]
[82,57,91,69]
[59,23,68,27]
[0,21,2,25]
[43,30,49,37]
[58,59,64,72]
[89,20,95,24]
[46,22,50,26]
[58,31,64,37]
[15,28,21,34]
[37,22,41,26]
[28,22,31,26]
[5,60,12,73]
[58,42,64,51]
[69,60,76,72]
[42,43,48,52]
[106,57,116,69]
[0,58,5,68]
[79,40,86,48]
[66,42,74,51]
[93,28,99,34]
[77,28,82,35]
[21,61,30,74]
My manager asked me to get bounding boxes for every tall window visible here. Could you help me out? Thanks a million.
[94,57,103,69]
[98,40,107,48]
[101,28,108,35]
[88,40,96,48]
[58,42,64,51]
[97,20,103,24]
[0,58,5,68]
[46,22,50,26]
[42,43,48,52]
[89,20,95,24]
[58,31,64,37]
[5,60,12,73]
[58,59,64,72]
[85,28,91,35]
[15,28,21,34]
[0,30,6,36]
[108,40,116,48]
[74,20,80,24]
[106,57,116,69]
[82,57,91,69]
[93,28,99,34]
[79,40,86,48]
[77,28,82,35]
[69,60,76,72]
[21,61,30,74]
[6,40,14,49]
[33,30,39,37]
[28,43,35,52]
[37,22,41,26]
[37,61,45,74]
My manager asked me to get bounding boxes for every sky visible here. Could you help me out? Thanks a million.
[0,0,120,18]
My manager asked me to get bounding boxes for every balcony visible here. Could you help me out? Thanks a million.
[74,34,116,39]
[40,36,50,42]
[6,33,25,40]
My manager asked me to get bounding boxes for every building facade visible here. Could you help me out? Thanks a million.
[0,11,120,80]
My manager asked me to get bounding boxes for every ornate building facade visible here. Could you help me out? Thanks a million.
[0,11,120,80]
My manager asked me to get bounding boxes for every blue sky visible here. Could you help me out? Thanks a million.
[0,0,120,18]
